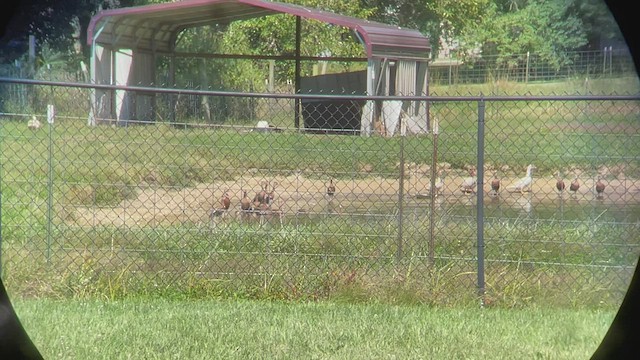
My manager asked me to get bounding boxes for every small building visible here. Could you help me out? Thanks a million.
[86,0,431,135]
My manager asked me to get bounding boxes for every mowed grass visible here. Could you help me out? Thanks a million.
[15,297,615,359]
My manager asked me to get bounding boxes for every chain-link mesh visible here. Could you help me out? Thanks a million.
[0,79,638,307]
[430,48,636,85]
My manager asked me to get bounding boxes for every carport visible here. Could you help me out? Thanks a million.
[86,0,431,135]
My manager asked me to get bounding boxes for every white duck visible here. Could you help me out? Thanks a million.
[460,167,477,194]
[429,170,445,197]
[508,164,536,194]
[416,170,445,199]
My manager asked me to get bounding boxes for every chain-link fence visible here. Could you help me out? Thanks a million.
[430,47,637,85]
[1,78,638,307]
[2,47,635,92]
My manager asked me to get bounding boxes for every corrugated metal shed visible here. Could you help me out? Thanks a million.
[87,0,430,60]
[86,0,431,135]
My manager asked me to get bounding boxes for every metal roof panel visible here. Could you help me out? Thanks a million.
[87,0,429,59]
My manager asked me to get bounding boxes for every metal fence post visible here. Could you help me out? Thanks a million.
[476,98,486,307]
[46,105,55,264]
[428,117,439,266]
[525,52,530,83]
[396,124,405,262]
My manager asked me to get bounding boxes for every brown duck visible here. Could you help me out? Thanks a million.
[555,171,565,192]
[569,175,580,196]
[595,176,605,199]
[327,178,336,197]
[240,190,251,211]
[490,172,500,196]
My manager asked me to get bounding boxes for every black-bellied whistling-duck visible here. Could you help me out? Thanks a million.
[221,191,231,210]
[326,178,335,197]
[267,181,278,206]
[240,190,251,211]
[253,180,268,208]
[460,167,477,194]
[258,182,283,226]
[555,171,565,192]
[595,176,606,199]
[570,175,580,196]
[490,172,500,196]
[210,191,231,219]
[509,164,535,194]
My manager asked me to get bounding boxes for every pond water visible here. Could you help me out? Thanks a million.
[406,193,640,223]
[275,189,640,229]
[296,191,640,224]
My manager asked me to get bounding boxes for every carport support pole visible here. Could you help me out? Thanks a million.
[88,22,106,126]
[170,54,176,123]
[476,98,486,307]
[294,16,301,129]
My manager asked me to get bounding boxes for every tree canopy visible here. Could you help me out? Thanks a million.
[1,0,627,73]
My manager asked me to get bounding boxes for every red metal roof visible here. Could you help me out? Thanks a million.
[87,0,430,60]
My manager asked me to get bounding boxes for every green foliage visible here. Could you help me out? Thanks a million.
[3,0,628,82]
[0,0,137,62]
[459,0,588,71]
[34,43,68,80]
[568,0,624,46]
[153,0,374,98]
[424,0,490,50]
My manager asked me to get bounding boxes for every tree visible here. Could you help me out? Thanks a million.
[457,0,589,71]
[364,0,488,57]
[1,0,134,63]
[216,0,374,84]
[570,0,625,50]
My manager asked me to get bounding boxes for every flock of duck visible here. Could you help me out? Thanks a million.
[209,164,608,222]
[458,164,539,196]
[210,180,283,221]
[209,178,338,223]
[430,164,606,200]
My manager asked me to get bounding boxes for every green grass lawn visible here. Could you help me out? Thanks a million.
[1,78,638,314]
[1,82,639,307]
[14,298,615,359]
[0,78,634,359]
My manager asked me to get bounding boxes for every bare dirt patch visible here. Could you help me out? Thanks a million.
[71,171,640,228]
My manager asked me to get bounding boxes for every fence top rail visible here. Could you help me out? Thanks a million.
[1,77,640,102]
